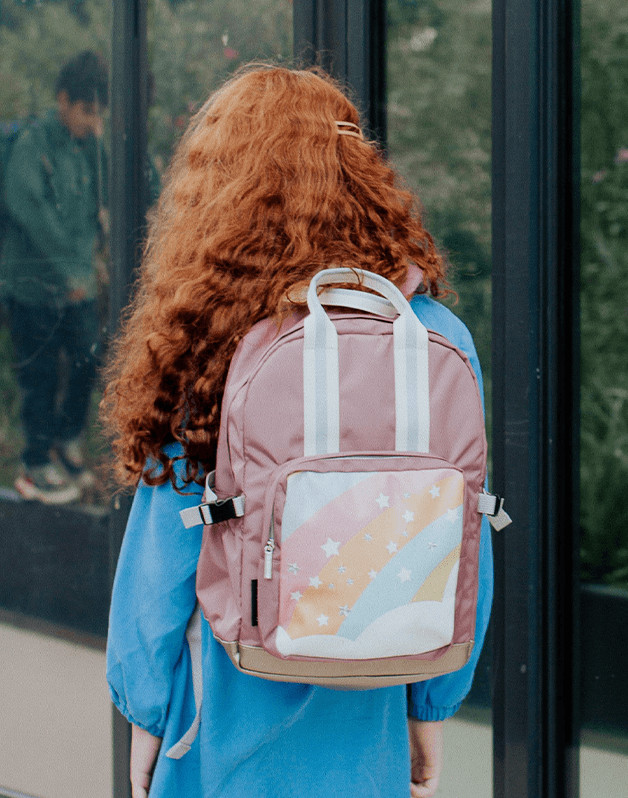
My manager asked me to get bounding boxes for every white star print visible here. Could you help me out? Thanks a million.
[375,493,390,509]
[368,569,378,580]
[363,533,373,542]
[321,538,341,558]
[428,541,438,550]
[401,529,409,537]
[386,541,398,554]
[339,605,350,617]
[288,562,299,574]
[328,583,335,590]
[403,492,411,499]
[397,567,412,583]
[290,591,302,601]
[446,508,459,523]
[429,485,440,498]
[338,565,347,574]
[346,578,354,585]
[317,614,329,627]
[310,575,322,588]
[403,510,415,523]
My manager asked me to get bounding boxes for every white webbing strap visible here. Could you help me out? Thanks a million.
[317,287,398,318]
[477,492,513,531]
[303,268,430,455]
[179,495,245,529]
[303,298,340,456]
[165,606,203,759]
[393,304,430,452]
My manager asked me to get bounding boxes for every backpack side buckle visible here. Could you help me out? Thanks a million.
[180,495,245,529]
[477,492,512,531]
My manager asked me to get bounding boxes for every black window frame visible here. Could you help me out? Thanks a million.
[491,0,580,795]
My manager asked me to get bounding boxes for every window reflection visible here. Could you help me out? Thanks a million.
[2,51,108,504]
[147,0,293,176]
[386,0,492,416]
[0,4,113,796]
[579,0,628,593]
[579,0,628,788]
[0,1,112,508]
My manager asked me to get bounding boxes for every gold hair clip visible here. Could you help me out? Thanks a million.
[335,120,363,140]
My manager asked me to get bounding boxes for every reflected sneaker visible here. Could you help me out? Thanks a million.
[15,463,81,505]
[55,439,95,489]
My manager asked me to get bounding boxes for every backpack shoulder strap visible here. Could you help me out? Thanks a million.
[165,605,203,759]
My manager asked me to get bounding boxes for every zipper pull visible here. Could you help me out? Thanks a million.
[263,539,275,580]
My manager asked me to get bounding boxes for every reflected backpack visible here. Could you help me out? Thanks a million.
[180,268,510,688]
[0,118,48,256]
[0,120,25,252]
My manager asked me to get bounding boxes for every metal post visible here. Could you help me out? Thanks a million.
[109,0,149,328]
[109,1,149,796]
[492,0,580,796]
[293,0,386,143]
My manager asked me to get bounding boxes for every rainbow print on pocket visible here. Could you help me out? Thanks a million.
[276,467,464,659]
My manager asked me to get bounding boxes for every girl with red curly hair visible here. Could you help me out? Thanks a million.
[105,65,493,798]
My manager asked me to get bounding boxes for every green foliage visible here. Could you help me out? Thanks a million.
[387,0,492,342]
[147,0,292,168]
[580,0,628,587]
[387,0,493,435]
[0,1,111,118]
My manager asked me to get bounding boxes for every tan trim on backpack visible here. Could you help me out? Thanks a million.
[216,637,473,688]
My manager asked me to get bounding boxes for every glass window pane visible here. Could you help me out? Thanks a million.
[579,0,628,790]
[387,2,493,794]
[386,0,492,423]
[0,3,113,794]
[148,0,293,184]
[0,1,111,505]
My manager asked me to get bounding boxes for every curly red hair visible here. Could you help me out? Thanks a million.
[101,65,449,489]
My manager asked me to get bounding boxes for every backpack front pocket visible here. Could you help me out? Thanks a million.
[258,453,465,661]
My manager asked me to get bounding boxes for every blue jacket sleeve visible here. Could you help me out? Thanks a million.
[106,451,204,736]
[406,295,494,721]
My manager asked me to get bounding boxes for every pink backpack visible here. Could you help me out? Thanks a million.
[180,268,509,688]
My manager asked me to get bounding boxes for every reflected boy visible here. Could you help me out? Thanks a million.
[0,50,108,503]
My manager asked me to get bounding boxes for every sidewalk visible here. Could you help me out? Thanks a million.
[0,622,111,798]
[435,709,627,798]
[0,621,625,798]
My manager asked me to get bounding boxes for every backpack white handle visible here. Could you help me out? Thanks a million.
[317,288,398,318]
[303,268,430,456]
[306,267,409,317]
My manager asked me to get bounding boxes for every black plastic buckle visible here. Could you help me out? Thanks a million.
[488,495,503,517]
[199,499,238,525]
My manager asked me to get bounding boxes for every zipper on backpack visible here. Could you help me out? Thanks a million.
[264,519,275,580]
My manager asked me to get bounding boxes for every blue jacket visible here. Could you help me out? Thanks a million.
[107,295,493,797]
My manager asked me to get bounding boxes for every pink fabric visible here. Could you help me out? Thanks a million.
[198,281,485,672]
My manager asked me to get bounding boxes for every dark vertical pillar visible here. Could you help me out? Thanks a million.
[109,0,149,326]
[109,1,148,796]
[492,0,580,796]
[293,0,386,143]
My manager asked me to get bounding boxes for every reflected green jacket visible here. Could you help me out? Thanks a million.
[0,110,106,309]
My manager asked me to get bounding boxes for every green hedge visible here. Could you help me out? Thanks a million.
[579,0,628,586]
